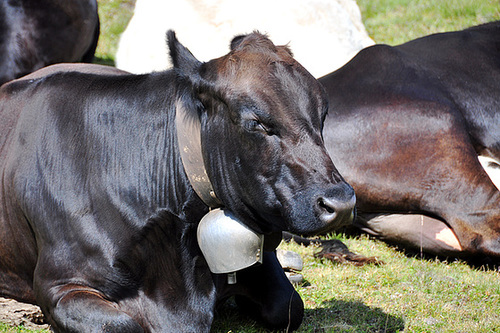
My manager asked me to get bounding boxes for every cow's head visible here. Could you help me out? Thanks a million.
[169,31,355,236]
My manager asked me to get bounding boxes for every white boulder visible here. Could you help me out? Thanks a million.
[115,0,374,78]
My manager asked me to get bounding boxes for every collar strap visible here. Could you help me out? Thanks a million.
[175,100,223,208]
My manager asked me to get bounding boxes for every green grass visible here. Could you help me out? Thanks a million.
[357,0,500,45]
[0,323,47,333]
[3,1,500,332]
[94,0,135,65]
[213,235,500,332]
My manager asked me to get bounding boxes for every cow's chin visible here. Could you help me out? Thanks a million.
[242,205,354,237]
[282,202,355,237]
[288,216,352,237]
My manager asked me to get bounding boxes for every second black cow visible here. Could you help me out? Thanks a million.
[320,21,500,262]
[0,0,99,85]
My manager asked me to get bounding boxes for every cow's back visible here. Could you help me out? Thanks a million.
[0,64,127,164]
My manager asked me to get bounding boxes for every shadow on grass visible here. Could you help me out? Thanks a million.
[340,227,500,271]
[211,297,404,332]
[302,299,404,332]
[384,241,500,271]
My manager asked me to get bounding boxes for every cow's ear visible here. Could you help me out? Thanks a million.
[167,30,201,76]
[230,34,247,51]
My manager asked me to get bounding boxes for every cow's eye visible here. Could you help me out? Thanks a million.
[245,119,268,134]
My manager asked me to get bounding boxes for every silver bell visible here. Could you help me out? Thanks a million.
[197,208,264,274]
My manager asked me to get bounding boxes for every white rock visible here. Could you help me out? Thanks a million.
[115,0,374,78]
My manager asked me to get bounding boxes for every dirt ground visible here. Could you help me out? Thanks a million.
[0,297,49,331]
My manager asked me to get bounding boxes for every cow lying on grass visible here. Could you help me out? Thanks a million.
[0,31,355,332]
[320,21,500,264]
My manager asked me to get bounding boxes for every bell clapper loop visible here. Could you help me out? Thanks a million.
[227,272,237,284]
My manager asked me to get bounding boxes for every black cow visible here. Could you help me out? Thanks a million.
[0,0,99,85]
[320,21,500,262]
[0,32,355,332]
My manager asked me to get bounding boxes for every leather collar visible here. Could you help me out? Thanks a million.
[175,100,223,208]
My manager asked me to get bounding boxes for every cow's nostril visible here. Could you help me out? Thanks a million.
[318,197,335,214]
[315,192,356,231]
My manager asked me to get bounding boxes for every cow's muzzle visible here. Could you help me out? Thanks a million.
[288,181,356,235]
[315,189,356,229]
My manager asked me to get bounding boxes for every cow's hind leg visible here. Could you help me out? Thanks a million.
[40,285,143,333]
[355,213,462,257]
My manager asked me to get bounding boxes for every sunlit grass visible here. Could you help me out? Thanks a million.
[357,0,500,45]
[0,323,48,333]
[286,236,500,332]
[94,0,135,65]
[213,235,500,332]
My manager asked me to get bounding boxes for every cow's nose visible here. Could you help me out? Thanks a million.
[315,186,356,228]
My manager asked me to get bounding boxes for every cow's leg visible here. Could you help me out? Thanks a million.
[30,212,217,332]
[37,284,143,333]
[425,149,500,257]
[233,251,304,331]
[355,213,462,256]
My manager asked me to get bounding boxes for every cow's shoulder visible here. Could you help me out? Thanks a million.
[457,20,500,51]
[320,44,408,108]
[338,44,402,75]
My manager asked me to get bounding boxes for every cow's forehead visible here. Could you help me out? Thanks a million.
[210,50,325,114]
